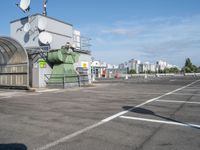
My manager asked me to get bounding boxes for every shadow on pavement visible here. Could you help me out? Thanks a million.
[0,143,27,150]
[122,106,200,130]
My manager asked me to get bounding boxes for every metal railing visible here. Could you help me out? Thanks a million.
[45,74,89,88]
[73,34,91,51]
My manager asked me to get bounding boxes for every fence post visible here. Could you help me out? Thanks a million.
[78,75,81,87]
[63,75,65,89]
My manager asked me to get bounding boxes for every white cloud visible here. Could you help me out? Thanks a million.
[92,49,147,64]
[80,15,200,66]
[101,27,144,36]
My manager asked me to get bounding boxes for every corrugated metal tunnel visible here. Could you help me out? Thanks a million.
[0,37,29,88]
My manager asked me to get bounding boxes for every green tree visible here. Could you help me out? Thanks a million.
[170,67,180,73]
[182,66,191,73]
[164,67,180,73]
[182,58,197,73]
[192,65,198,72]
[129,69,136,74]
[146,70,155,74]
[164,68,170,73]
[185,58,193,69]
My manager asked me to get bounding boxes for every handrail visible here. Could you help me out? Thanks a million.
[45,74,89,88]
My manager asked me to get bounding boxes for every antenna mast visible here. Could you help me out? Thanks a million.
[43,0,47,16]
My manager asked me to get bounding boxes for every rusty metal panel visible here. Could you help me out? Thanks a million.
[0,37,29,88]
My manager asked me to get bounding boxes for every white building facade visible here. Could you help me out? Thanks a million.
[128,59,141,73]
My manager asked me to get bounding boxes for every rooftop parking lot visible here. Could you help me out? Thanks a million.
[0,76,200,150]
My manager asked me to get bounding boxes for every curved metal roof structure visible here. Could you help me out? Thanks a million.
[0,37,29,88]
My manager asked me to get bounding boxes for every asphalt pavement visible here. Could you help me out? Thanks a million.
[0,76,200,150]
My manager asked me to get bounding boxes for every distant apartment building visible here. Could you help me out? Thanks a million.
[107,64,118,69]
[119,59,176,74]
[149,63,156,72]
[128,59,141,73]
[156,60,175,72]
[156,60,167,71]
[119,63,125,69]
[139,62,156,73]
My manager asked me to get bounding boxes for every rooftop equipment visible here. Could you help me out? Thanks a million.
[37,17,53,44]
[43,0,48,16]
[47,43,80,88]
[16,0,31,13]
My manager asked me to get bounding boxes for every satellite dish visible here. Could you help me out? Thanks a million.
[38,31,53,44]
[38,18,47,30]
[17,0,31,12]
[71,43,76,48]
[23,23,31,32]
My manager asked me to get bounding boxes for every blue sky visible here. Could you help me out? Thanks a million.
[1,0,200,67]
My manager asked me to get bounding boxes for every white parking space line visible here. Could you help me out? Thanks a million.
[181,89,200,92]
[34,79,200,150]
[0,92,17,96]
[120,116,200,129]
[0,92,41,99]
[184,87,200,89]
[0,96,12,99]
[34,122,105,150]
[27,93,42,96]
[171,93,200,96]
[156,99,200,104]
[103,80,200,122]
[36,89,60,93]
[53,88,81,93]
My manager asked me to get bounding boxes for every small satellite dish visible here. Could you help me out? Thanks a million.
[23,23,31,32]
[17,0,31,12]
[38,31,53,44]
[71,43,76,48]
[38,18,47,30]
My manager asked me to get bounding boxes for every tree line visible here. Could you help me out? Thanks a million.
[182,58,200,73]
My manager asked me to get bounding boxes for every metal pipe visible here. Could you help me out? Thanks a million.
[43,0,47,16]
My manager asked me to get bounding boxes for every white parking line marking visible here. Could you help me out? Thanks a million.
[156,99,200,104]
[102,80,200,122]
[34,122,105,150]
[34,79,200,150]
[184,87,200,89]
[181,89,200,91]
[171,93,200,96]
[0,96,12,99]
[0,93,41,99]
[0,92,18,96]
[120,116,200,129]
[27,93,42,96]
[36,89,60,93]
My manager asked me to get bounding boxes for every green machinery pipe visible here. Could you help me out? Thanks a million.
[47,45,80,87]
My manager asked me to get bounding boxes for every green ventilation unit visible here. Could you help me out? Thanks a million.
[47,45,80,88]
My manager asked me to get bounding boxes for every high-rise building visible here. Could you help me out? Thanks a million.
[128,59,141,73]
